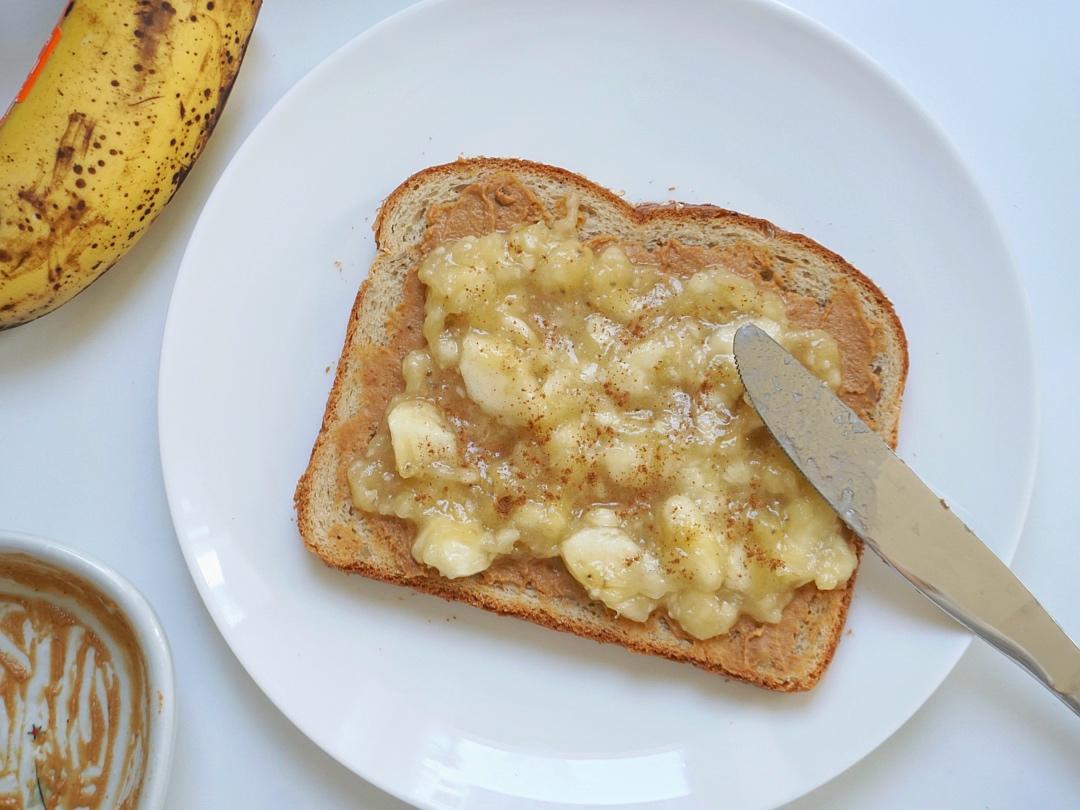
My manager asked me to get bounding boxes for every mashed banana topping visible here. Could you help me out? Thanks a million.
[348,198,857,639]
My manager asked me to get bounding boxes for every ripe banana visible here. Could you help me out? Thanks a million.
[0,0,261,329]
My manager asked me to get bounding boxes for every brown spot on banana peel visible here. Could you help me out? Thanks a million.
[79,118,96,157]
[167,163,192,204]
[50,113,95,186]
[16,188,47,215]
[132,0,180,92]
[9,115,100,287]
[166,5,257,204]
[3,192,103,286]
[0,209,112,330]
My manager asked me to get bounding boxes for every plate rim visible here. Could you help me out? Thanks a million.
[157,0,1039,806]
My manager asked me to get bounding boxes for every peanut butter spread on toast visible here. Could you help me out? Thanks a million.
[342,175,883,640]
[424,177,880,417]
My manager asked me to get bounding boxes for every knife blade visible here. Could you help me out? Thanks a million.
[732,322,1080,716]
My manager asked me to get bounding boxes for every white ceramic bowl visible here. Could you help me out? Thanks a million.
[0,530,175,809]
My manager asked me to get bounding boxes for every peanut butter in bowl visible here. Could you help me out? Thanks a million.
[0,534,174,810]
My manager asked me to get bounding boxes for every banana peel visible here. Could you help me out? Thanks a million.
[0,0,262,329]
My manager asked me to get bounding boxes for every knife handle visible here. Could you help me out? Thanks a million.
[983,594,1080,716]
[918,566,1080,717]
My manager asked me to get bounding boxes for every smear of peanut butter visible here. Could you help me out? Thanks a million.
[422,177,546,253]
[421,174,882,419]
[0,555,149,810]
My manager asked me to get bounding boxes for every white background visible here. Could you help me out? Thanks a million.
[1,1,1077,807]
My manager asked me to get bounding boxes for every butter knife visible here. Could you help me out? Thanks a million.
[732,323,1080,716]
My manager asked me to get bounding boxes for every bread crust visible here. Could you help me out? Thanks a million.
[296,157,908,691]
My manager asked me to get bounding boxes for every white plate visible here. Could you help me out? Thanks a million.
[158,0,1036,807]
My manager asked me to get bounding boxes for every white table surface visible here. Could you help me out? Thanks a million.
[1,1,1077,807]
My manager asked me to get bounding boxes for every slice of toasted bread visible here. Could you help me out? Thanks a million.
[295,158,907,691]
